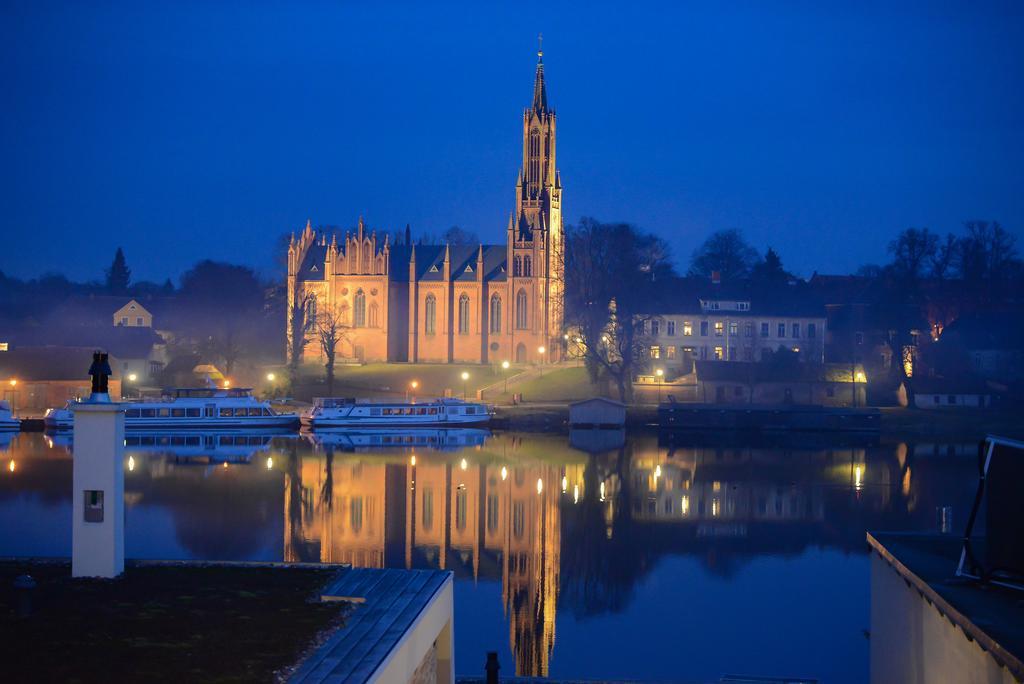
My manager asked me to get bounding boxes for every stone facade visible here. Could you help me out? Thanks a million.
[287,49,564,366]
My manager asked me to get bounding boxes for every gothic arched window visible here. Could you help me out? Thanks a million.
[529,130,541,188]
[489,294,501,333]
[305,295,317,326]
[425,294,436,335]
[516,289,528,330]
[458,294,470,335]
[353,289,366,327]
[513,256,521,276]
[524,256,532,277]
[368,302,379,328]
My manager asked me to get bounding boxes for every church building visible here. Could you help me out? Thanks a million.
[287,48,564,365]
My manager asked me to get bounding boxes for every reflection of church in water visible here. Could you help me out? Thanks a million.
[283,434,579,677]
[279,432,928,676]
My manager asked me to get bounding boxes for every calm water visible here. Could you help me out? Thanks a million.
[0,429,979,682]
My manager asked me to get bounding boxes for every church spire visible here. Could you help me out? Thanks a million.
[532,34,547,114]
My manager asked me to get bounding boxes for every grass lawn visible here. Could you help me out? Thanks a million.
[0,562,344,683]
[303,362,521,400]
[492,366,612,403]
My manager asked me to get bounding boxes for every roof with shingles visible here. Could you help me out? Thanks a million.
[289,568,451,684]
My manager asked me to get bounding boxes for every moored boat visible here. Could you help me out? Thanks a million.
[44,387,299,431]
[0,401,19,431]
[302,397,493,429]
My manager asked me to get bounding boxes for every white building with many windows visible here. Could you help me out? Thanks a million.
[638,280,827,371]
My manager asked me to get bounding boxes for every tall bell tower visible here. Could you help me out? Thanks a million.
[507,37,564,361]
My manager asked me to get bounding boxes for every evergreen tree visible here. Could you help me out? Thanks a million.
[751,247,791,283]
[105,247,131,293]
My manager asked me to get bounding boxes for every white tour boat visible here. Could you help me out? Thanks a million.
[44,387,299,431]
[0,401,19,431]
[307,427,490,451]
[302,397,493,429]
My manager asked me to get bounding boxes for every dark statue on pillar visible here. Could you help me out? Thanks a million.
[88,351,112,396]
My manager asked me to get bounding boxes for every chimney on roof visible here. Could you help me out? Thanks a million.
[711,271,721,285]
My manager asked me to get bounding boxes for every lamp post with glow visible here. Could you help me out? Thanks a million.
[501,360,510,394]
[7,379,17,414]
[537,346,546,377]
[655,368,664,404]
[126,373,138,399]
[407,380,418,402]
[461,372,470,400]
[266,372,277,400]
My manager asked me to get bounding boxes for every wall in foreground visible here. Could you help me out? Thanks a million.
[870,552,1018,684]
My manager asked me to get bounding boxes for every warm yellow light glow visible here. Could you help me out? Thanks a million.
[461,371,469,381]
[654,464,662,477]
[8,460,15,473]
[501,360,510,370]
[655,368,664,378]
[854,465,864,490]
[855,371,867,383]
[410,454,417,467]
[902,467,912,497]
[128,456,135,472]
[538,346,546,354]
[712,499,720,517]
[460,458,468,471]
[127,373,138,382]
[536,478,543,494]
[561,476,568,492]
[712,480,721,492]
[681,495,690,516]
[573,484,579,504]
[8,379,16,387]
[599,481,606,501]
[266,372,276,382]
[222,462,228,469]
[223,380,231,388]
[266,457,274,470]
[410,380,419,389]
[500,466,508,481]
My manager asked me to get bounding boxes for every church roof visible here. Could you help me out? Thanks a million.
[298,241,328,280]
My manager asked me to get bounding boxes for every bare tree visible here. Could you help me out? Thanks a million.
[316,308,350,397]
[287,291,316,387]
[888,227,937,283]
[565,218,671,401]
[688,229,758,281]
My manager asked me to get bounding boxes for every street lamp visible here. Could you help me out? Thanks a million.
[266,372,276,382]
[501,360,510,394]
[655,368,664,404]
[223,379,231,389]
[127,373,137,383]
[537,346,546,376]
[408,380,419,402]
[461,371,470,399]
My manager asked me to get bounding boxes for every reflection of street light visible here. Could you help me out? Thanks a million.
[460,371,469,399]
[266,457,274,470]
[655,368,664,404]
[501,360,510,393]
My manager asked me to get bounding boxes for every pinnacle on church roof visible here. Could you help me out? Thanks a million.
[532,36,548,114]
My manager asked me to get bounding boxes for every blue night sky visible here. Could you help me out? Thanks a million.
[2,1,1023,283]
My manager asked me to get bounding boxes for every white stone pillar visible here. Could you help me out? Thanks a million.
[71,400,125,578]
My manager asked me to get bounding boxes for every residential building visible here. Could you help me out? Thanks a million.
[0,346,123,412]
[693,360,867,406]
[638,279,827,370]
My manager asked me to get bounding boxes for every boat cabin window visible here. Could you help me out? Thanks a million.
[141,409,156,418]
[219,408,232,417]
[205,407,215,417]
[262,408,273,416]
[158,409,170,417]
[465,407,475,415]
[371,408,381,416]
[429,408,438,415]
[172,409,186,417]
[186,408,201,418]
[125,409,141,418]
[233,408,247,417]
[247,408,261,417]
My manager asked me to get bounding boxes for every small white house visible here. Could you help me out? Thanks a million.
[911,377,993,409]
[569,397,626,428]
